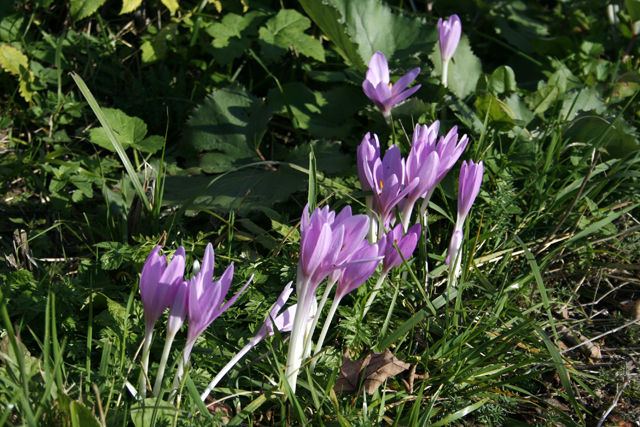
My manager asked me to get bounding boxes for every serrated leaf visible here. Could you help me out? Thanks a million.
[560,87,605,121]
[95,241,132,270]
[135,135,165,154]
[267,83,366,139]
[322,0,436,66]
[206,12,264,65]
[161,0,179,14]
[120,0,143,14]
[298,0,365,71]
[430,35,482,99]
[258,9,324,62]
[87,108,149,152]
[162,164,306,215]
[180,84,272,170]
[524,85,560,116]
[0,44,35,102]
[70,0,107,21]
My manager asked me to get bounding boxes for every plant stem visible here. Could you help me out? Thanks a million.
[139,324,154,399]
[310,298,341,371]
[152,330,177,397]
[200,339,257,402]
[441,60,449,88]
[362,272,389,318]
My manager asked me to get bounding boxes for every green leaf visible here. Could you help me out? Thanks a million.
[503,93,535,127]
[120,0,143,14]
[287,140,352,174]
[130,398,177,427]
[0,14,24,42]
[524,85,560,116]
[136,135,165,154]
[560,87,606,121]
[487,65,517,96]
[87,108,149,152]
[180,84,273,170]
[323,0,436,65]
[430,35,482,99]
[298,0,365,71]
[140,22,178,64]
[69,0,107,21]
[162,164,306,215]
[475,93,518,133]
[258,9,324,62]
[206,12,265,65]
[627,0,640,23]
[0,44,35,102]
[564,113,639,159]
[94,241,132,270]
[267,83,367,138]
[160,0,179,15]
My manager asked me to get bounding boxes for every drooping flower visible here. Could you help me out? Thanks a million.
[200,283,297,401]
[438,15,462,88]
[138,246,186,397]
[172,243,251,393]
[362,51,421,120]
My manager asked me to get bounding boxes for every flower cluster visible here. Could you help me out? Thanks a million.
[138,243,255,399]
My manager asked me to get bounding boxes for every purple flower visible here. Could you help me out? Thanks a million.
[446,230,463,265]
[286,203,370,392]
[380,224,421,275]
[334,242,384,301]
[357,132,381,193]
[140,246,186,327]
[138,245,185,397]
[438,15,462,64]
[456,160,484,228]
[362,51,421,119]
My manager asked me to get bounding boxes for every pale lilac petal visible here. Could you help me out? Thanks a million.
[366,52,390,85]
[391,68,420,97]
[390,84,421,106]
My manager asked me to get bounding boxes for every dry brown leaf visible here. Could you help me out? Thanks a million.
[558,326,602,360]
[622,300,640,319]
[333,348,410,395]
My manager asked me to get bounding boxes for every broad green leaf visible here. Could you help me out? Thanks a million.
[162,164,306,215]
[267,83,367,139]
[487,65,517,96]
[532,36,573,57]
[524,85,560,116]
[87,108,149,152]
[560,87,606,121]
[160,0,179,14]
[258,9,324,62]
[564,113,639,159]
[180,84,272,171]
[140,22,178,64]
[610,72,640,102]
[298,0,365,71]
[0,44,35,102]
[57,394,101,427]
[430,35,482,99]
[627,0,640,24]
[475,93,518,133]
[0,14,24,42]
[287,140,352,174]
[136,135,165,154]
[503,93,535,127]
[206,12,265,65]
[120,0,143,14]
[70,0,107,21]
[323,0,436,65]
[131,398,177,427]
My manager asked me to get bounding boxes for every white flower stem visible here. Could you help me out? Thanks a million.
[303,279,334,360]
[402,199,417,233]
[152,330,177,398]
[310,297,341,371]
[366,196,378,243]
[362,272,389,318]
[442,60,450,88]
[200,339,256,402]
[168,341,194,403]
[140,324,154,399]
[284,279,310,394]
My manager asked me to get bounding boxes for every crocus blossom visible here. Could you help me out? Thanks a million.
[153,280,188,396]
[172,243,251,393]
[200,283,296,401]
[285,203,370,392]
[139,246,186,397]
[357,133,381,241]
[362,51,421,120]
[362,224,421,317]
[447,160,484,278]
[438,15,462,87]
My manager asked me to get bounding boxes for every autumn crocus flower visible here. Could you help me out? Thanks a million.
[362,51,421,121]
[285,204,370,392]
[139,246,186,398]
[357,133,382,241]
[313,241,383,368]
[438,14,462,88]
[363,224,421,316]
[200,283,296,402]
[171,243,251,394]
[447,160,483,279]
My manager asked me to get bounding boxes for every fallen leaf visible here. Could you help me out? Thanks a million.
[622,300,640,319]
[558,325,602,360]
[334,348,410,395]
